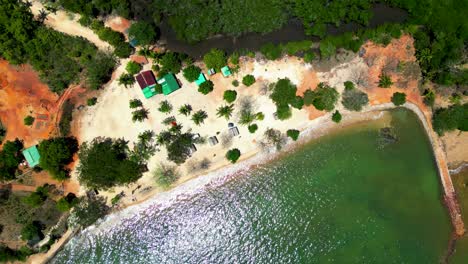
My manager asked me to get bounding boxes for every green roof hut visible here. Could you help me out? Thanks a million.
[221,66,232,77]
[157,73,181,95]
[22,145,40,167]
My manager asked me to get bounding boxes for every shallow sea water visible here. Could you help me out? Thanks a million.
[53,109,451,263]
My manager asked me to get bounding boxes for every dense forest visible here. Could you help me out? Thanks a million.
[0,0,115,93]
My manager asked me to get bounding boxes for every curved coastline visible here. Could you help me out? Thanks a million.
[38,102,465,263]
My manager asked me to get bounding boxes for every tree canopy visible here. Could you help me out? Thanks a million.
[0,139,24,181]
[270,78,302,120]
[342,89,369,111]
[432,103,468,135]
[77,137,142,190]
[391,92,406,106]
[203,49,226,71]
[303,83,339,111]
[128,21,158,46]
[38,137,78,180]
[183,65,201,82]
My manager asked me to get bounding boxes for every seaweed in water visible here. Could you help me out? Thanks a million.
[377,127,398,149]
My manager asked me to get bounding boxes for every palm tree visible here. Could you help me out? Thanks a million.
[132,109,149,122]
[118,73,135,88]
[158,100,172,113]
[239,110,255,125]
[38,9,48,23]
[191,110,208,125]
[216,104,234,120]
[138,130,155,143]
[378,73,393,88]
[178,104,192,116]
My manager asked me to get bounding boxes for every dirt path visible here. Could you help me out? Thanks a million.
[29,1,112,51]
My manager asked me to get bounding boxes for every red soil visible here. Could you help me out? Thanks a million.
[105,16,131,35]
[0,60,59,147]
[297,70,325,120]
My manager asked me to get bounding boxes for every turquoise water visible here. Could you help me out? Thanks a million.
[53,109,451,263]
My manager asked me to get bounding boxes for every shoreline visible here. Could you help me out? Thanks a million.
[36,102,465,263]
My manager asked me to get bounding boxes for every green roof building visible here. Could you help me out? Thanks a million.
[221,66,232,77]
[142,84,158,99]
[195,73,207,86]
[22,145,40,167]
[157,73,181,95]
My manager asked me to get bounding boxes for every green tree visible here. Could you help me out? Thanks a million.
[178,104,192,116]
[432,103,468,135]
[303,83,339,111]
[159,52,182,73]
[232,80,239,87]
[344,81,355,91]
[38,137,78,180]
[125,61,142,75]
[192,110,208,125]
[332,110,342,123]
[342,89,369,111]
[260,43,282,60]
[320,40,336,58]
[0,139,24,181]
[183,65,202,82]
[86,53,116,90]
[56,193,78,212]
[303,51,316,62]
[391,92,406,106]
[129,99,143,109]
[242,75,256,86]
[198,80,214,95]
[203,49,226,71]
[248,124,258,133]
[128,21,158,46]
[87,97,97,106]
[154,164,179,187]
[118,73,135,88]
[132,109,149,122]
[287,129,300,141]
[24,116,34,126]
[226,149,241,163]
[229,52,240,65]
[21,221,43,241]
[158,100,173,113]
[239,110,256,125]
[77,137,142,190]
[378,73,393,88]
[223,90,237,103]
[71,196,109,228]
[216,105,234,120]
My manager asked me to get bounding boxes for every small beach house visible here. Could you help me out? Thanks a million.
[22,145,40,167]
[157,73,181,95]
[136,70,158,99]
[207,68,216,76]
[221,66,232,77]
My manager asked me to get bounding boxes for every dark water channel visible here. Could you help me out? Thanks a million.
[159,3,407,58]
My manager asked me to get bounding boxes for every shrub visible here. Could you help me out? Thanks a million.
[178,104,192,116]
[319,40,336,58]
[332,110,342,123]
[125,61,142,75]
[423,89,435,106]
[159,52,183,74]
[276,104,292,120]
[303,83,339,111]
[260,43,282,60]
[290,96,304,109]
[198,80,214,95]
[281,40,313,55]
[391,92,406,106]
[287,129,300,141]
[114,42,133,58]
[344,81,355,91]
[248,124,258,133]
[86,97,97,106]
[183,65,201,82]
[223,90,237,103]
[226,149,241,163]
[256,112,265,121]
[0,139,23,181]
[203,48,226,71]
[71,196,109,228]
[342,89,369,111]
[232,80,239,87]
[154,164,180,187]
[21,221,43,241]
[242,75,256,86]
[56,193,78,212]
[378,73,393,88]
[24,116,34,126]
[158,100,173,113]
[129,99,143,109]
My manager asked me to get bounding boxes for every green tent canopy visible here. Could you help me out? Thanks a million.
[221,66,232,77]
[22,145,40,167]
[195,73,207,86]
